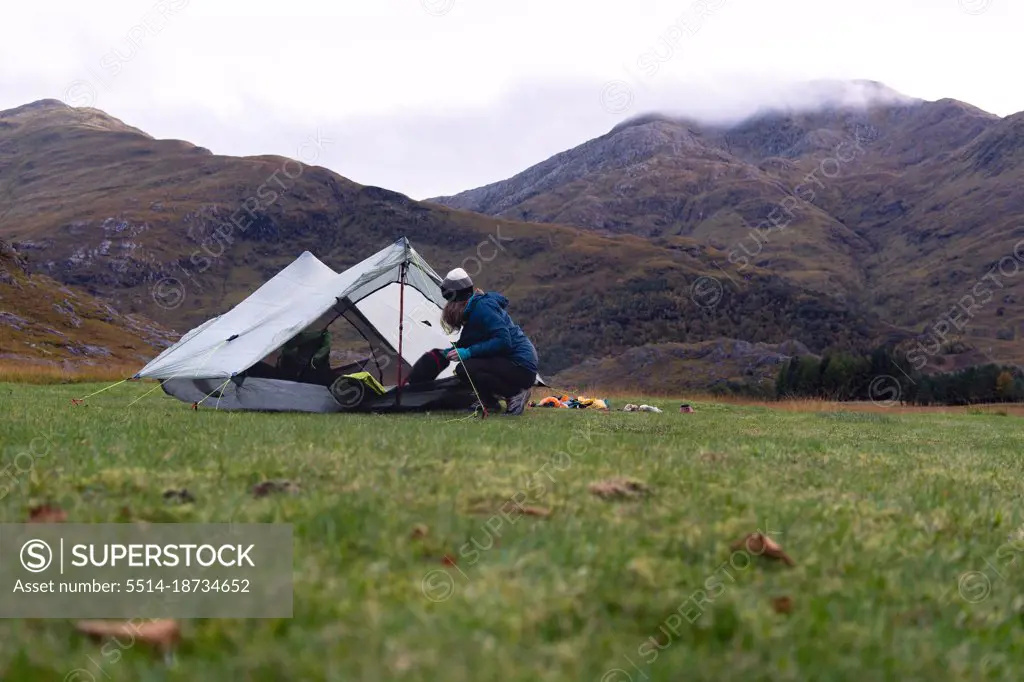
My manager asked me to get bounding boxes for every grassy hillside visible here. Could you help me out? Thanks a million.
[551,338,812,396]
[0,239,173,370]
[0,100,894,377]
[2,382,1023,680]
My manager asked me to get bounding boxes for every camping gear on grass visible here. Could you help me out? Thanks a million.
[623,404,663,413]
[132,237,548,412]
[532,394,609,410]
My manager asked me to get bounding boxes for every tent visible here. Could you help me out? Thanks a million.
[135,237,546,413]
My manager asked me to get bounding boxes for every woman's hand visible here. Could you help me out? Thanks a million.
[446,348,470,362]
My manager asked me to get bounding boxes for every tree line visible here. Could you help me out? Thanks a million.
[774,346,1024,405]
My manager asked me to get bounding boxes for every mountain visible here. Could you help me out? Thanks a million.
[0,239,173,366]
[553,338,813,397]
[0,98,891,382]
[427,85,1024,370]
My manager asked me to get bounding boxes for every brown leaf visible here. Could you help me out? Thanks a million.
[730,532,795,566]
[519,505,551,517]
[588,478,649,500]
[498,500,551,517]
[771,596,794,614]
[28,504,66,523]
[252,480,301,498]
[75,619,180,652]
[410,524,428,540]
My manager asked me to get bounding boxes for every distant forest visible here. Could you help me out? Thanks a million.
[772,346,1024,406]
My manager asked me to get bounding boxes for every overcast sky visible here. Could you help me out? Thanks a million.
[1,0,1018,199]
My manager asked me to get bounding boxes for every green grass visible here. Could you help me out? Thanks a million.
[2,383,1024,681]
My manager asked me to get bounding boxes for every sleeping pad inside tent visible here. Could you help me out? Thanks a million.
[134,237,545,413]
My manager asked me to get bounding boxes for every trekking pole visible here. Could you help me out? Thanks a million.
[451,345,488,419]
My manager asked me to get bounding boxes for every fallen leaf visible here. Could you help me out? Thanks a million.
[588,478,650,500]
[410,524,428,540]
[28,504,66,523]
[517,505,552,517]
[730,533,796,566]
[251,480,301,498]
[467,500,552,517]
[75,619,180,652]
[772,596,794,614]
[162,489,195,504]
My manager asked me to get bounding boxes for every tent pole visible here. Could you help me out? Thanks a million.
[396,262,407,406]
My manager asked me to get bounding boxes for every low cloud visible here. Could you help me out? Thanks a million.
[0,75,942,200]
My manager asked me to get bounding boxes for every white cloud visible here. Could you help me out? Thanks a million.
[1,0,1019,198]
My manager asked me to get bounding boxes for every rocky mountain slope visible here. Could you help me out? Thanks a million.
[0,239,174,366]
[428,85,1024,369]
[0,99,897,380]
[551,338,813,396]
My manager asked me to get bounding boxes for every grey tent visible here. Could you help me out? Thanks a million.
[135,237,546,412]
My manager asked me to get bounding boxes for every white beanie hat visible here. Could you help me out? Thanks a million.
[441,268,474,300]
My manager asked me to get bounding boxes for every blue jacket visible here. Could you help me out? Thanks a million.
[455,293,538,374]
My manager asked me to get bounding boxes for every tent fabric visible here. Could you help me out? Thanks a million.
[139,251,344,380]
[136,238,455,382]
[347,282,457,384]
[137,237,546,412]
[161,376,344,413]
[332,376,479,413]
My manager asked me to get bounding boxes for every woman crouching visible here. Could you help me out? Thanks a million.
[407,268,538,415]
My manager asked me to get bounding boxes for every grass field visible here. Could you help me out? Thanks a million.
[1,381,1024,681]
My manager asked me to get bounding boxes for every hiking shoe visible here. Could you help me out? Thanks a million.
[470,400,501,415]
[504,388,531,416]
